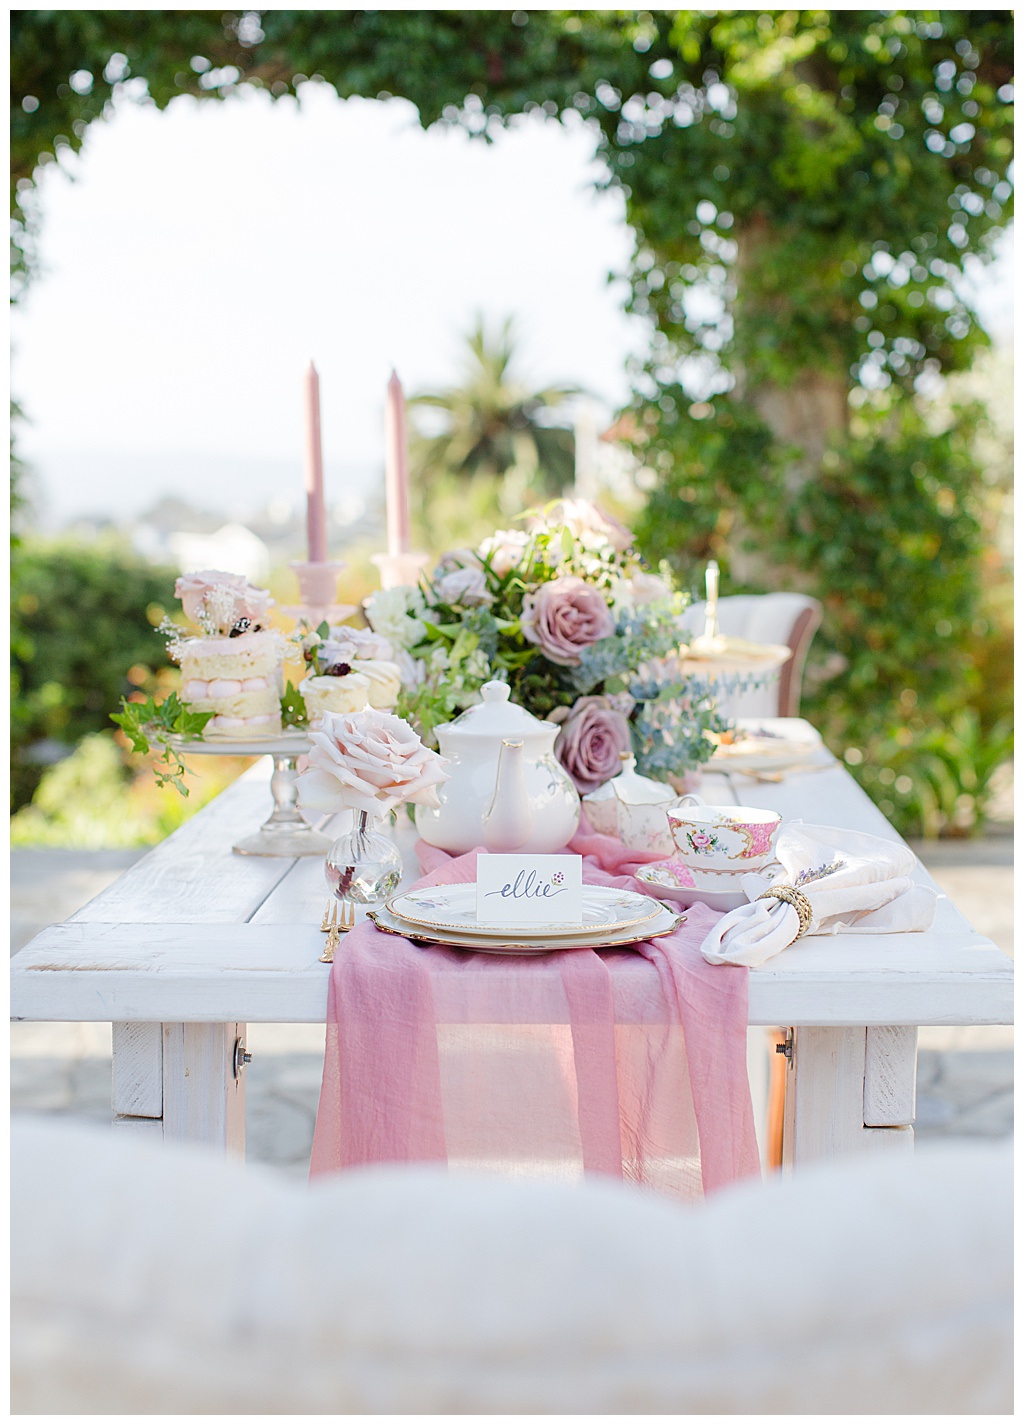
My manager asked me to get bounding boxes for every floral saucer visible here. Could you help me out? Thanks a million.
[636,859,778,913]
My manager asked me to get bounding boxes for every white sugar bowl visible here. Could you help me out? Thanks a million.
[582,753,681,855]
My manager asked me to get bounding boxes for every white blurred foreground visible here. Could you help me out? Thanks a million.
[12,1117,1010,1414]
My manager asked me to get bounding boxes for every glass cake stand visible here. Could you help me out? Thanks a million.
[169,729,332,857]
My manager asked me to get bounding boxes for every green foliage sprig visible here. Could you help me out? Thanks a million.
[280,681,308,730]
[110,693,212,795]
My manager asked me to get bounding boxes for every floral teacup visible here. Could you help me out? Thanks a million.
[666,793,782,873]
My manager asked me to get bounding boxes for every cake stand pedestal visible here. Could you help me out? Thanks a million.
[169,731,332,858]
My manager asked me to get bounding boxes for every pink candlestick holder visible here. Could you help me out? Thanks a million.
[286,561,356,628]
[371,550,431,590]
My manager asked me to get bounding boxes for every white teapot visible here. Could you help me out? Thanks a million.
[582,752,682,856]
[414,681,581,855]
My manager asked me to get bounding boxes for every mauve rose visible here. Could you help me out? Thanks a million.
[296,708,450,817]
[555,696,633,794]
[520,576,615,667]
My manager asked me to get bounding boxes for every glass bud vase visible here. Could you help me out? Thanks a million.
[325,810,403,906]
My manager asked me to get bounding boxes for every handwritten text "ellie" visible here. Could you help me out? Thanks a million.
[486,870,564,901]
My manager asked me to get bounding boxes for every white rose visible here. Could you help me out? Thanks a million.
[434,547,479,575]
[434,565,493,608]
[606,576,634,616]
[296,708,450,817]
[327,625,395,661]
[364,586,427,651]
[477,529,531,577]
[628,571,672,604]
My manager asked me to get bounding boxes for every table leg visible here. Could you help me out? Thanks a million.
[781,1026,917,1167]
[111,1021,247,1155]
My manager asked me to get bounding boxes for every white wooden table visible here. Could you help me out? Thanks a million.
[10,722,1012,1169]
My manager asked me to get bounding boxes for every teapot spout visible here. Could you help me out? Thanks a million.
[482,738,534,852]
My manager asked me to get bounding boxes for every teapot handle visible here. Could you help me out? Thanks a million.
[677,792,706,808]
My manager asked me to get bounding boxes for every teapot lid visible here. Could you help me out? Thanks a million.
[584,752,677,806]
[439,680,553,743]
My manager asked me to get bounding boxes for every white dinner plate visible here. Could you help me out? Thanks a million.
[368,902,685,954]
[386,883,663,937]
[708,722,828,771]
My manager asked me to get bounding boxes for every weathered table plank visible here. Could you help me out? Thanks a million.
[69,771,296,925]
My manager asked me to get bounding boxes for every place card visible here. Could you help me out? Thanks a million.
[475,854,584,927]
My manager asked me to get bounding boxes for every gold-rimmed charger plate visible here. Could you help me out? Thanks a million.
[386,883,664,938]
[368,902,685,955]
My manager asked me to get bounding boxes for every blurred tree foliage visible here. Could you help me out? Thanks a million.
[11,9,1014,834]
[10,732,252,847]
[409,315,579,547]
[11,537,177,810]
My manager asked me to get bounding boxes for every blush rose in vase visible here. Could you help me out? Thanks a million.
[296,708,449,908]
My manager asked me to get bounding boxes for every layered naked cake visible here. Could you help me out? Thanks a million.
[170,570,285,739]
[179,630,284,737]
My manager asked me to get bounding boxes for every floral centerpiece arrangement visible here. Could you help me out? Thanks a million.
[361,500,729,794]
[111,505,733,803]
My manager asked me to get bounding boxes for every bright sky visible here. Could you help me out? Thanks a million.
[13,85,645,524]
[12,80,1013,526]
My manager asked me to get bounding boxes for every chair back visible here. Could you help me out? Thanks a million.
[681,592,823,717]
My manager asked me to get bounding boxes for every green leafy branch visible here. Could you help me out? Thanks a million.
[110,693,212,795]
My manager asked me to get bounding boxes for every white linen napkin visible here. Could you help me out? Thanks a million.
[701,822,938,967]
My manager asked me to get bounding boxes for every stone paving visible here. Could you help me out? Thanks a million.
[10,835,1012,1180]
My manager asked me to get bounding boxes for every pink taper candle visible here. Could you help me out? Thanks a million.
[384,368,411,556]
[303,360,327,563]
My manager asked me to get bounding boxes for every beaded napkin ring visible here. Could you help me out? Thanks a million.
[755,884,813,939]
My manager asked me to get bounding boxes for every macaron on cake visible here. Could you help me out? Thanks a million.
[169,570,285,739]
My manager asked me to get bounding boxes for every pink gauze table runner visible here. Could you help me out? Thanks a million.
[310,823,761,1200]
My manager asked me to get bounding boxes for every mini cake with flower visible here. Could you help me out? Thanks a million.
[168,571,286,739]
[296,625,403,720]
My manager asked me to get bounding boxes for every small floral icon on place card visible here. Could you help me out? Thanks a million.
[552,871,565,886]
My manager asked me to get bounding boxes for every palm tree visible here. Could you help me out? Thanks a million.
[409,316,581,513]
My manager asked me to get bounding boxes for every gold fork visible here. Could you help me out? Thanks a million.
[319,899,356,963]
